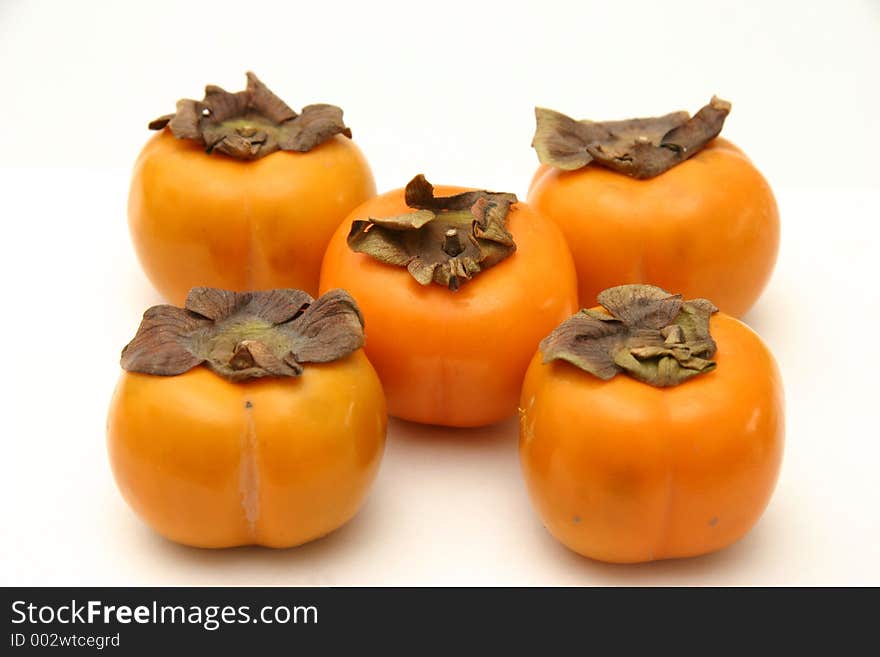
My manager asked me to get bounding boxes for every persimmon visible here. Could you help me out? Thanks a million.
[528,97,779,317]
[319,175,578,427]
[107,287,386,548]
[128,72,375,305]
[519,285,784,563]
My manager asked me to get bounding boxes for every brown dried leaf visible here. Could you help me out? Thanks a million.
[120,287,365,381]
[540,285,720,387]
[279,104,352,152]
[404,174,517,213]
[202,85,248,122]
[367,209,435,231]
[185,287,240,320]
[471,197,516,248]
[598,285,683,329]
[246,71,297,123]
[148,113,174,130]
[120,306,209,376]
[241,289,312,325]
[540,310,627,380]
[167,100,201,140]
[287,289,365,364]
[347,220,413,267]
[347,175,518,290]
[532,97,731,179]
[148,73,351,160]
[531,107,605,171]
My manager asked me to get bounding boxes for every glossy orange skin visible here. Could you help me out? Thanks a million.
[519,313,784,563]
[319,187,579,427]
[129,130,376,305]
[528,139,779,317]
[107,351,386,548]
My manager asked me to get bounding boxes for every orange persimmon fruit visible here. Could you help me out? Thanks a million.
[528,97,779,317]
[107,288,386,548]
[319,175,578,427]
[128,72,375,305]
[519,285,784,563]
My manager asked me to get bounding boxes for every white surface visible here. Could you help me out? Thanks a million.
[1,0,878,586]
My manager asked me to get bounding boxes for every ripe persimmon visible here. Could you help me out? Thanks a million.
[107,288,386,548]
[528,97,779,317]
[519,285,784,563]
[319,175,578,427]
[128,72,375,305]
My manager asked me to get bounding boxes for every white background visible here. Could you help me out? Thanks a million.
[1,0,878,585]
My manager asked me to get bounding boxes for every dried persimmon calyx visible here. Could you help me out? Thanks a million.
[120,287,365,382]
[347,174,518,291]
[149,72,352,160]
[540,284,719,387]
[532,97,731,179]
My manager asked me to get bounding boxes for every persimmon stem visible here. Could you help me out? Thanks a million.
[229,341,258,370]
[443,229,464,257]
